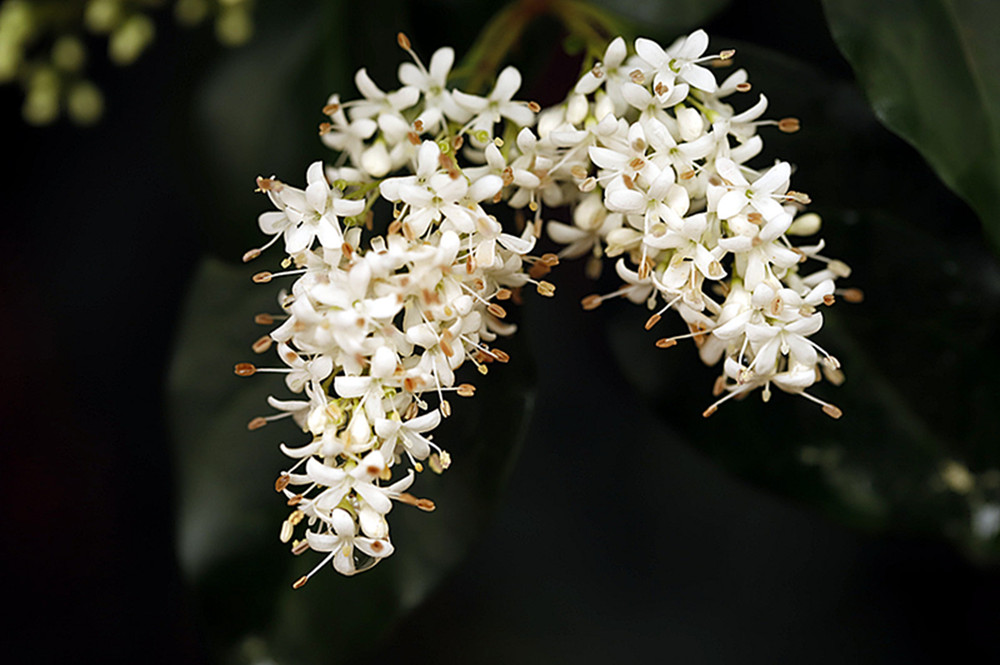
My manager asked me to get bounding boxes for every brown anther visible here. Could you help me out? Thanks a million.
[439,400,452,418]
[404,377,417,393]
[397,32,411,50]
[370,540,385,553]
[537,281,556,297]
[492,349,510,363]
[581,294,603,311]
[702,405,718,418]
[322,102,340,115]
[680,168,695,180]
[275,473,290,492]
[502,166,515,186]
[234,362,256,376]
[252,335,272,354]
[366,464,381,476]
[440,338,454,357]
[247,416,268,431]
[474,278,486,291]
[778,117,801,133]
[822,404,843,419]
[252,271,273,284]
[256,175,281,192]
[622,174,636,190]
[841,288,864,303]
[786,190,811,205]
[540,252,560,266]
[407,131,421,145]
[690,323,708,348]
[318,122,333,135]
[388,219,402,235]
[655,337,677,349]
[748,212,763,225]
[495,288,512,301]
[629,69,645,84]
[404,401,419,420]
[254,313,275,325]
[291,540,310,556]
[713,375,726,397]
[487,303,507,318]
[529,262,551,279]
[645,314,661,330]
[466,255,476,274]
[527,101,541,112]
[769,296,783,316]
[654,81,668,97]
[286,494,303,506]
[413,119,424,132]
[288,509,304,526]
[719,49,736,60]
[293,576,308,589]
[823,294,836,306]
[242,248,261,263]
[452,134,464,151]
[457,383,476,397]
[637,261,651,281]
[736,82,752,92]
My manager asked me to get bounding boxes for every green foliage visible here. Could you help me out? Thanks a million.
[823,0,1000,252]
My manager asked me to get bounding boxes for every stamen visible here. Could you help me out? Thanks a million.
[736,82,752,92]
[396,32,411,50]
[293,575,309,589]
[778,117,801,133]
[252,335,273,354]
[234,362,256,376]
[275,473,290,492]
[247,416,268,430]
[456,383,476,397]
[291,540,310,555]
[839,287,864,303]
[536,281,556,297]
[582,294,603,310]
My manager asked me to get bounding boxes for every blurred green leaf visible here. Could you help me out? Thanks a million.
[168,258,535,664]
[589,0,731,39]
[598,44,1000,562]
[822,0,1000,251]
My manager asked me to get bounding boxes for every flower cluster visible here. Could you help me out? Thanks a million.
[239,35,557,584]
[241,29,854,584]
[535,31,856,417]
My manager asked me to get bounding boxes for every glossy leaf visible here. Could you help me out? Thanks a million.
[167,258,535,664]
[822,0,1000,251]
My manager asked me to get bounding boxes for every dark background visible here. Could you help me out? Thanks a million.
[3,0,998,662]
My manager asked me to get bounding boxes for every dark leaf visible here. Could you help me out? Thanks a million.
[822,0,1000,251]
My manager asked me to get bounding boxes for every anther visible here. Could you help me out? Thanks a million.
[537,281,556,297]
[413,119,424,132]
[293,576,308,589]
[571,165,588,179]
[645,314,661,330]
[275,473,290,492]
[439,400,452,418]
[318,122,332,135]
[242,248,261,262]
[280,521,293,543]
[713,375,726,397]
[288,510,304,526]
[252,271,273,284]
[736,82,752,92]
[252,335,272,354]
[322,102,340,115]
[396,32,411,50]
[822,404,843,419]
[719,49,736,60]
[492,349,510,363]
[452,135,464,151]
[256,176,281,192]
[528,101,541,113]
[702,405,718,418]
[778,117,801,133]
[495,288,512,301]
[591,64,604,78]
[287,494,303,506]
[529,262,551,279]
[234,362,256,376]
[785,190,811,205]
[291,540,310,555]
[456,383,476,397]
[822,294,836,306]
[840,287,864,303]
[254,313,275,325]
[655,338,677,349]
[629,69,645,84]
[581,294,602,310]
[487,303,507,318]
[247,416,268,430]
[680,168,695,180]
[623,174,635,190]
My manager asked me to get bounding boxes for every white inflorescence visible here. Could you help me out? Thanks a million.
[239,35,558,586]
[240,30,853,584]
